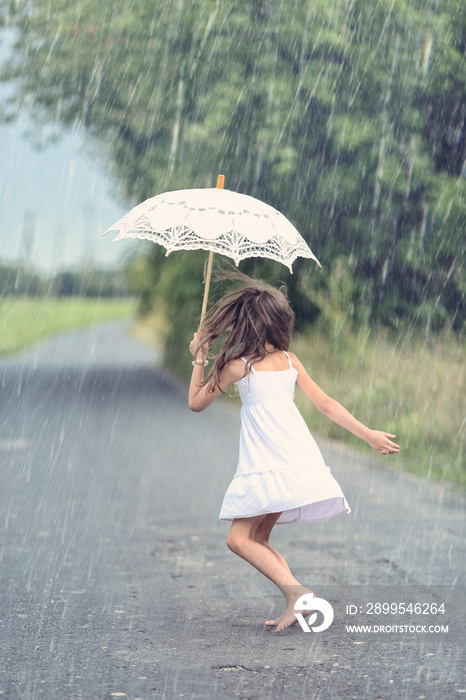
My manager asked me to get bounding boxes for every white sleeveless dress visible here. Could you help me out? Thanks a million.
[219,351,351,524]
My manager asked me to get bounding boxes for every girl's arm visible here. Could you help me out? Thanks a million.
[188,333,243,412]
[289,353,400,455]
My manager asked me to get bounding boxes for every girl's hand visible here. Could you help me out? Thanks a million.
[189,332,208,361]
[367,430,400,455]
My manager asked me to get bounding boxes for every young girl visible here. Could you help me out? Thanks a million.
[189,273,399,633]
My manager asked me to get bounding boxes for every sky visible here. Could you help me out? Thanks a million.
[0,27,137,275]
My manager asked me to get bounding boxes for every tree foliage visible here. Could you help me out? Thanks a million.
[2,0,464,343]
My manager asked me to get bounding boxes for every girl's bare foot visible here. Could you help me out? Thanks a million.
[265,586,316,633]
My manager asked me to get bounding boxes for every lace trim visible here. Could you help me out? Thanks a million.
[105,188,320,271]
[111,226,317,270]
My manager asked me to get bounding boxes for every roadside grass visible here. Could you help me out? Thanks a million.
[9,296,463,486]
[0,296,136,356]
[133,305,465,484]
[130,307,168,352]
[292,327,465,485]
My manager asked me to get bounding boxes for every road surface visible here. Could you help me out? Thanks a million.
[0,322,464,699]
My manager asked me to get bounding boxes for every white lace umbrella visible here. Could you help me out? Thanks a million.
[104,175,321,317]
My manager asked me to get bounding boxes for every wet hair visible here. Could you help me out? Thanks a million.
[196,271,295,393]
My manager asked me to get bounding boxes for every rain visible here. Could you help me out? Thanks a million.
[0,1,465,698]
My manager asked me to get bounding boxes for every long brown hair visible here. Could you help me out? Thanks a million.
[196,271,295,393]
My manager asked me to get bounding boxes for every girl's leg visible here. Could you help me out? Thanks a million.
[227,514,296,585]
[253,512,292,574]
[227,514,315,633]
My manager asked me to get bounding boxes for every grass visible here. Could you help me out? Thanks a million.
[291,326,465,485]
[133,308,466,485]
[0,296,136,356]
[134,302,465,485]
[5,296,463,485]
[130,307,168,352]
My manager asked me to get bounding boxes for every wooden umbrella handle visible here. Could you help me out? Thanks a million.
[199,175,224,325]
[200,250,214,321]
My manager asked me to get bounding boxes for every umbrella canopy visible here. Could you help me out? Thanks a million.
[103,176,321,319]
[104,184,321,273]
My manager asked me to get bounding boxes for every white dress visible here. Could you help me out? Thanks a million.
[219,351,351,524]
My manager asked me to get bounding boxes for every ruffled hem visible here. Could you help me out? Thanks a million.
[219,496,351,524]
[218,460,350,525]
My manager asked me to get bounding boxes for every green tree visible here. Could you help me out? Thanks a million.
[2,0,464,341]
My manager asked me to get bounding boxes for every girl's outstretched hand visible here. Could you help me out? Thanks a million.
[366,430,400,455]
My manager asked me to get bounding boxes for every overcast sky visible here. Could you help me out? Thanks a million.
[0,28,138,274]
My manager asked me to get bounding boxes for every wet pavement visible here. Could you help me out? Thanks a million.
[0,322,464,699]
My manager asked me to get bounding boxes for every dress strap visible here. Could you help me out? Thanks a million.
[283,350,293,369]
[240,357,256,373]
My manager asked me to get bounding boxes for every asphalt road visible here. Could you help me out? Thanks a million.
[0,322,464,699]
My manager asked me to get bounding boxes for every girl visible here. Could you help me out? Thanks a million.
[189,273,399,633]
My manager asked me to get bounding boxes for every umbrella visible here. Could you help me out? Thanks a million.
[103,175,321,319]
